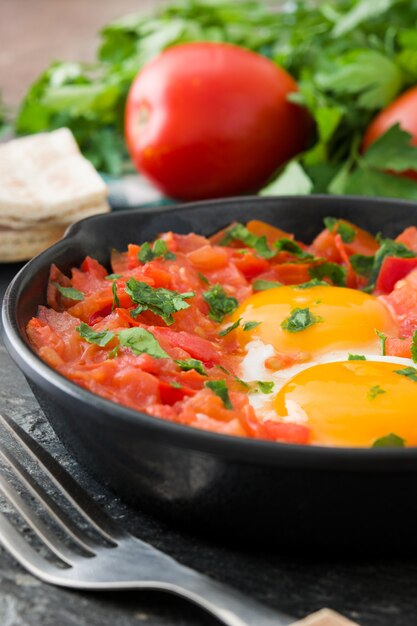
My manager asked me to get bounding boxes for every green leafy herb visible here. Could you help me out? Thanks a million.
[138,239,175,264]
[308,263,347,287]
[372,433,405,448]
[281,307,322,333]
[125,278,194,325]
[394,366,417,382]
[118,328,169,358]
[350,254,374,278]
[204,380,233,409]
[375,329,387,356]
[112,280,120,310]
[253,279,282,291]
[324,217,355,243]
[175,358,207,376]
[368,385,386,400]
[203,284,238,323]
[170,381,183,389]
[255,381,274,394]
[105,273,122,281]
[243,321,261,331]
[218,318,241,337]
[348,354,366,360]
[294,279,329,289]
[108,345,120,359]
[197,272,210,285]
[365,238,417,290]
[274,238,314,259]
[411,330,417,364]
[53,283,84,301]
[76,322,115,347]
[219,223,276,259]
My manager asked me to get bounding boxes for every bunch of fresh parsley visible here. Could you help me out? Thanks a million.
[14,0,417,200]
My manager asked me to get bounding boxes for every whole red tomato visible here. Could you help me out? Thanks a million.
[363,85,417,182]
[125,42,310,200]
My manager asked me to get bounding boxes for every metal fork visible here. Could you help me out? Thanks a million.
[0,412,293,626]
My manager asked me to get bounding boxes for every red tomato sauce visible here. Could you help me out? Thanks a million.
[26,219,417,445]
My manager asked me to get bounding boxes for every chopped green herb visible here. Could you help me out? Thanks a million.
[348,354,366,360]
[138,239,175,264]
[219,223,276,259]
[281,307,322,333]
[411,330,417,364]
[170,381,183,389]
[274,238,314,259]
[125,278,194,325]
[53,283,84,301]
[294,279,329,289]
[375,329,387,356]
[175,358,207,376]
[253,279,282,291]
[243,321,261,331]
[203,284,238,323]
[255,381,274,394]
[350,254,374,278]
[308,262,346,287]
[118,327,169,359]
[368,385,386,400]
[76,322,115,347]
[108,345,120,359]
[197,272,210,285]
[324,217,355,243]
[216,364,231,375]
[372,433,405,448]
[105,273,122,281]
[204,380,233,409]
[365,238,417,290]
[394,366,417,382]
[112,280,120,310]
[219,318,241,337]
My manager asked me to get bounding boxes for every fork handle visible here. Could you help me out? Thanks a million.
[155,566,293,626]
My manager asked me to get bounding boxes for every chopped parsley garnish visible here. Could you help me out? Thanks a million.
[308,262,347,286]
[204,380,233,409]
[348,354,366,360]
[253,279,282,291]
[219,223,276,259]
[197,272,210,285]
[53,283,84,301]
[125,278,194,325]
[76,322,115,347]
[375,329,387,356]
[112,280,120,310]
[203,284,238,323]
[411,330,417,364]
[324,217,355,243]
[372,433,405,448]
[281,307,322,333]
[368,385,386,400]
[349,254,374,278]
[170,381,183,389]
[243,321,261,331]
[138,239,176,263]
[118,328,169,359]
[218,318,241,337]
[108,345,120,359]
[105,273,122,281]
[175,358,207,376]
[394,366,417,382]
[295,279,329,289]
[254,381,274,394]
[274,238,314,259]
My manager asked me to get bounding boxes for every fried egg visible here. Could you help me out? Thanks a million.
[233,285,417,447]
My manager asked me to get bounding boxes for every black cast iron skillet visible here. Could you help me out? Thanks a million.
[3,195,417,554]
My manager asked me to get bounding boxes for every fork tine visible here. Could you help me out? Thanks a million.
[0,473,77,565]
[0,442,97,555]
[0,413,124,543]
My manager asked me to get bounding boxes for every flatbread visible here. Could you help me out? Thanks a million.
[0,224,65,262]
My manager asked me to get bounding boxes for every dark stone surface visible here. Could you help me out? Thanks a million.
[1,262,417,626]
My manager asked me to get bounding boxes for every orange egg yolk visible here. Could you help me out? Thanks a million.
[273,360,417,447]
[233,286,397,356]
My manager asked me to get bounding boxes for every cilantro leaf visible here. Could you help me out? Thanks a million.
[411,330,417,364]
[219,223,276,259]
[76,322,115,347]
[295,279,329,289]
[372,433,405,448]
[348,354,366,360]
[375,329,387,356]
[112,280,120,310]
[105,273,122,280]
[363,125,417,173]
[281,307,322,333]
[204,380,233,409]
[243,321,261,331]
[125,278,194,325]
[197,272,210,285]
[203,284,238,323]
[170,381,182,389]
[118,328,169,359]
[275,238,314,259]
[253,279,282,291]
[138,239,175,264]
[218,318,241,337]
[323,217,355,243]
[394,366,417,382]
[368,385,386,400]
[350,254,374,278]
[53,283,84,301]
[175,358,207,376]
[308,263,347,286]
[255,381,274,394]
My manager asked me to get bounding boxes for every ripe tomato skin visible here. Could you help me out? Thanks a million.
[125,42,310,200]
[363,85,417,181]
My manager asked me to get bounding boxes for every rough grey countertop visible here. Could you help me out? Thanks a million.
[1,262,416,626]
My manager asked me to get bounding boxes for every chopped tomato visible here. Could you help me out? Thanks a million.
[231,250,270,279]
[273,263,311,285]
[246,220,292,245]
[396,226,417,252]
[376,257,417,294]
[187,245,228,271]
